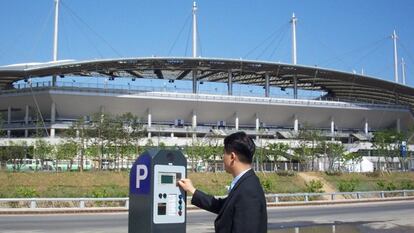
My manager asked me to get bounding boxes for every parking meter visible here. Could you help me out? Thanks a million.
[129,149,187,233]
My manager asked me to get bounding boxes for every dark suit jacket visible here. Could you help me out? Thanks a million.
[191,169,267,233]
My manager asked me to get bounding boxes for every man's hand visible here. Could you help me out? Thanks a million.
[177,178,196,195]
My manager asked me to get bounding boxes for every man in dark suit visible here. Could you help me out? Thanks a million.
[178,132,267,233]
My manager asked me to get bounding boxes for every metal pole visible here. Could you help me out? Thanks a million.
[392,30,399,83]
[192,2,198,58]
[53,0,59,62]
[191,2,199,94]
[291,13,298,99]
[401,57,406,85]
[291,13,297,65]
[52,0,60,87]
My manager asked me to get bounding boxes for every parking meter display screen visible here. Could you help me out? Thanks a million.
[161,175,174,184]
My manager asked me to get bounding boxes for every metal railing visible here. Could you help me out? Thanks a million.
[0,190,413,210]
[265,190,414,203]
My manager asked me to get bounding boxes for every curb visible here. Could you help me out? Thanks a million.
[1,197,413,215]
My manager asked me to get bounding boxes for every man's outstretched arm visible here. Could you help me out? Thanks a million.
[178,179,226,214]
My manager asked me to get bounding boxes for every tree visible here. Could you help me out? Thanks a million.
[7,141,28,171]
[323,142,347,171]
[184,139,204,172]
[267,142,289,171]
[67,117,91,172]
[297,124,323,171]
[293,144,312,171]
[55,141,78,171]
[372,129,404,172]
[33,139,53,170]
[119,112,146,156]
[117,113,145,171]
[103,115,123,171]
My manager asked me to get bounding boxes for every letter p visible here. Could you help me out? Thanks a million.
[136,165,148,189]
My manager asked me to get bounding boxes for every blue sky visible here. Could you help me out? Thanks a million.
[1,0,414,87]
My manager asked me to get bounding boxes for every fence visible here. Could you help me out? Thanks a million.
[0,190,413,210]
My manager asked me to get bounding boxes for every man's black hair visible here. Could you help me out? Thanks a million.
[224,131,255,164]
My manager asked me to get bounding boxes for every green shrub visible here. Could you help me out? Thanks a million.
[338,179,359,192]
[260,177,273,193]
[14,187,38,198]
[377,180,397,191]
[400,180,414,190]
[377,180,385,189]
[386,182,397,191]
[91,188,110,198]
[276,170,296,177]
[305,179,324,193]
[89,185,127,198]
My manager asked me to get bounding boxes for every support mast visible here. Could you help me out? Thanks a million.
[52,0,60,86]
[291,13,298,99]
[392,30,399,83]
[291,13,297,65]
[192,2,198,58]
[401,57,406,85]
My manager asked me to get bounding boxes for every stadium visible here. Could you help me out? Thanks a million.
[0,1,413,172]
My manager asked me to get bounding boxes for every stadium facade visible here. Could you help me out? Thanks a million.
[0,1,413,171]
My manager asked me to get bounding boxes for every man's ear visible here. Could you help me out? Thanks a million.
[231,152,237,161]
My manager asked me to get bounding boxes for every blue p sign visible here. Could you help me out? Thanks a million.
[130,154,151,195]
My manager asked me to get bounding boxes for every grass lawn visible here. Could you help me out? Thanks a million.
[321,172,414,192]
[0,171,413,198]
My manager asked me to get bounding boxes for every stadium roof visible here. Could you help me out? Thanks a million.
[0,57,413,108]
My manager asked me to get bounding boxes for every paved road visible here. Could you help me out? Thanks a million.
[1,200,414,233]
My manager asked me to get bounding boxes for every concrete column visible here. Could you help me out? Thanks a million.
[364,118,369,135]
[397,118,401,133]
[192,111,197,139]
[192,69,197,94]
[330,117,335,141]
[192,111,197,129]
[255,114,260,143]
[294,115,299,133]
[25,105,29,137]
[147,110,152,128]
[50,102,56,138]
[293,76,298,99]
[170,132,174,138]
[235,113,239,131]
[7,106,11,138]
[265,72,270,97]
[228,71,233,96]
[147,109,152,138]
